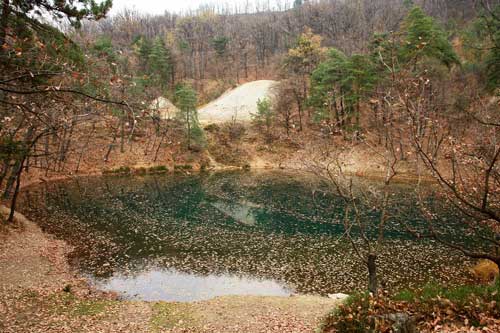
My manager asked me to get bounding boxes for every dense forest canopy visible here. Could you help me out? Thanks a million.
[74,0,483,85]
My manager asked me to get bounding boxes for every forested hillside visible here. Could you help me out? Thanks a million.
[1,0,500,332]
[77,0,477,86]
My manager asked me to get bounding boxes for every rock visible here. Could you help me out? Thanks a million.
[380,313,417,333]
[327,293,349,300]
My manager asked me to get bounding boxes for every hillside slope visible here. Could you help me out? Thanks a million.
[198,80,278,124]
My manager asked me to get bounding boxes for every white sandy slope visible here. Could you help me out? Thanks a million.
[198,80,278,124]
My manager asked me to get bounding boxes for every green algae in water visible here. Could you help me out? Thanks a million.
[19,171,474,301]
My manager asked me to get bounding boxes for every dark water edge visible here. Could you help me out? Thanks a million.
[18,170,474,301]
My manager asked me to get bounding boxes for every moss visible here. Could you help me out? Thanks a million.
[71,300,111,316]
[393,289,416,302]
[174,164,193,171]
[151,302,195,331]
[103,166,131,175]
[417,281,500,305]
[45,291,114,318]
[148,165,168,173]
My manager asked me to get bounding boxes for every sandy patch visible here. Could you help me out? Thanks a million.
[198,80,278,124]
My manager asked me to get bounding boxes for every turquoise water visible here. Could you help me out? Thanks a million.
[20,171,471,301]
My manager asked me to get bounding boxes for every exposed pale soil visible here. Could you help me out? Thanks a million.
[198,80,278,124]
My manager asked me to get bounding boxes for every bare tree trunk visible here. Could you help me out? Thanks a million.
[4,128,33,198]
[154,131,166,162]
[367,253,378,294]
[104,135,117,162]
[7,155,24,223]
[293,90,303,131]
[120,114,125,153]
[186,112,191,149]
[244,52,248,78]
[0,0,10,49]
[75,123,95,173]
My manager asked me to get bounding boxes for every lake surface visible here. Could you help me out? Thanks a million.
[19,171,471,301]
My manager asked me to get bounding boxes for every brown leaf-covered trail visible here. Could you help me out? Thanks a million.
[0,207,340,332]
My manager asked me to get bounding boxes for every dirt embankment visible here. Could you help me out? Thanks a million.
[198,80,278,124]
[0,207,341,333]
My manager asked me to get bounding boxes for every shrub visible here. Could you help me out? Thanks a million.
[319,293,375,333]
[135,167,147,175]
[103,166,131,175]
[148,165,168,173]
[174,164,193,171]
[320,283,500,333]
[471,260,499,283]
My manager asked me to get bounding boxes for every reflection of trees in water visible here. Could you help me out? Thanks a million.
[18,172,472,294]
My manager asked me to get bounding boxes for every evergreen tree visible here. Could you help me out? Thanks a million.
[93,36,116,65]
[136,36,153,72]
[174,84,203,150]
[212,36,230,58]
[149,37,172,88]
[1,0,112,48]
[283,27,325,130]
[309,49,349,123]
[293,0,303,9]
[252,98,273,138]
[471,4,500,91]
[344,54,377,128]
[309,49,376,130]
[401,6,460,69]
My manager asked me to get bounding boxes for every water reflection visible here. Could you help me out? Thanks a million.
[19,171,472,301]
[92,267,291,301]
[210,200,260,226]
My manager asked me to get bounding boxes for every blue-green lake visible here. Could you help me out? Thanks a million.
[19,171,471,301]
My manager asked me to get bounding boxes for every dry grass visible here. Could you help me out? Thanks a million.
[471,260,499,283]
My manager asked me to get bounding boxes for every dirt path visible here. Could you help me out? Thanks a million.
[0,207,340,333]
[198,80,278,124]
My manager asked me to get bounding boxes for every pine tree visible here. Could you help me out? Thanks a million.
[212,36,229,58]
[310,49,375,131]
[401,6,460,69]
[174,84,203,150]
[476,4,500,91]
[149,37,172,88]
[136,36,153,72]
[1,0,112,48]
[93,36,116,64]
[283,27,325,130]
[252,98,273,138]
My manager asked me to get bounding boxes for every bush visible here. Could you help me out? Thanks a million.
[103,166,131,175]
[320,282,500,333]
[174,164,193,171]
[320,293,374,333]
[148,165,168,173]
[204,123,220,133]
[135,167,147,175]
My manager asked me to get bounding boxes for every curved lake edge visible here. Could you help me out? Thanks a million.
[20,163,437,193]
[0,205,344,332]
[15,169,474,303]
[1,203,342,301]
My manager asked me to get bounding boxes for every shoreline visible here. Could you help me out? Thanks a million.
[0,204,341,332]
